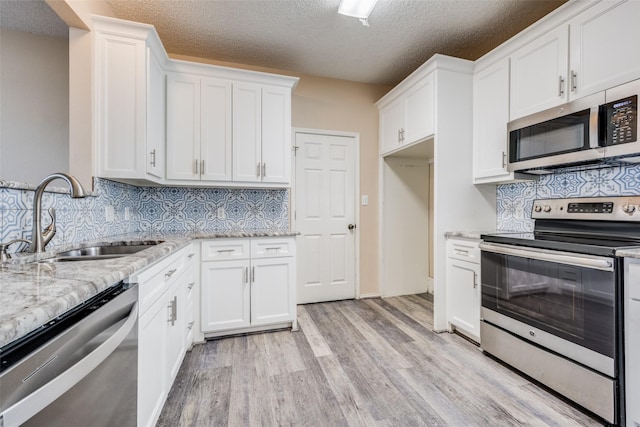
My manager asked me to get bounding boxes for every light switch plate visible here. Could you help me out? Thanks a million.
[361,195,369,206]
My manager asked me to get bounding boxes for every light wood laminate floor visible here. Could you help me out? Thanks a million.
[158,294,602,426]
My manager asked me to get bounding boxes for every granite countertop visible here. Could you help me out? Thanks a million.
[445,230,499,240]
[0,230,297,349]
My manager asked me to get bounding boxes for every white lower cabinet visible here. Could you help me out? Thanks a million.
[446,238,481,343]
[134,244,195,427]
[200,237,296,336]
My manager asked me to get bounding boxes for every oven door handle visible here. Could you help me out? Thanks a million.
[479,242,614,272]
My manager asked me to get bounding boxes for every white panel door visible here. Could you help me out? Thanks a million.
[295,131,356,304]
[232,83,262,182]
[201,78,232,181]
[166,73,200,180]
[251,257,294,326]
[200,260,250,332]
[510,25,569,120]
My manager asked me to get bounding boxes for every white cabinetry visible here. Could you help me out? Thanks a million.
[625,258,640,426]
[134,244,196,427]
[232,84,292,184]
[92,17,167,182]
[509,0,640,120]
[473,58,512,183]
[200,237,296,336]
[166,74,232,181]
[509,26,568,120]
[446,238,481,343]
[379,73,434,156]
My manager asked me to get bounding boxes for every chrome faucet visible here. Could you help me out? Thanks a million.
[28,173,87,253]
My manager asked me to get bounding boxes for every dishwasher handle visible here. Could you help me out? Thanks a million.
[0,301,138,427]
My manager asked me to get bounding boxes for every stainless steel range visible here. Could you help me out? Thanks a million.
[480,196,640,426]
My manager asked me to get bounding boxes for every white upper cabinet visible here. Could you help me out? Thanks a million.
[166,74,232,181]
[93,18,167,182]
[379,72,435,156]
[473,58,512,183]
[232,83,262,182]
[509,26,569,120]
[261,86,292,184]
[568,0,640,99]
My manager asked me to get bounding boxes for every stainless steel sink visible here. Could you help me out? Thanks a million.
[43,242,163,262]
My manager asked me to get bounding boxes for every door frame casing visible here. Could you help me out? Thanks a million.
[291,127,361,300]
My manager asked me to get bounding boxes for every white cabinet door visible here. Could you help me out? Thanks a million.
[232,83,262,182]
[379,99,405,155]
[146,46,165,179]
[404,73,435,144]
[447,258,481,342]
[201,78,232,181]
[201,259,251,332]
[510,26,569,120]
[261,86,291,184]
[569,0,640,99]
[138,291,168,427]
[251,257,294,326]
[473,58,512,183]
[166,73,200,180]
[165,278,186,386]
[95,33,147,179]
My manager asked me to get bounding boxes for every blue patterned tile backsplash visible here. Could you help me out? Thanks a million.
[497,164,640,231]
[1,178,288,253]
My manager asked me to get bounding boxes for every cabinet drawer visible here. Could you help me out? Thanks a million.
[251,238,294,258]
[137,246,189,314]
[447,239,480,263]
[201,239,250,261]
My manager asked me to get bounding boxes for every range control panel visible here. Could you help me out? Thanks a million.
[532,196,640,221]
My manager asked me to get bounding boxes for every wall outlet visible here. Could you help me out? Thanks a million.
[124,207,130,221]
[217,207,225,219]
[105,205,115,222]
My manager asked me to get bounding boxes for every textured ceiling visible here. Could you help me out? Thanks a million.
[2,0,567,86]
[107,0,567,86]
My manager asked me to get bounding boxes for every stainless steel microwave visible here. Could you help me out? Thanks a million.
[507,79,639,173]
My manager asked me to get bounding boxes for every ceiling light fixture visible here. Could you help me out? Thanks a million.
[337,0,379,27]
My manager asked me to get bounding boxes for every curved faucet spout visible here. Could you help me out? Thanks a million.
[28,173,87,253]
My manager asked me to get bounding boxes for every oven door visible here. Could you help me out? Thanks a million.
[480,242,617,377]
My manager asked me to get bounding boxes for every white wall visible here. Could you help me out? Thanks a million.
[0,29,69,183]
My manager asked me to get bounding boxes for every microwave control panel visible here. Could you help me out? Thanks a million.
[604,95,637,145]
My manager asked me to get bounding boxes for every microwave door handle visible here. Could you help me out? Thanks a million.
[479,242,614,272]
[590,105,601,149]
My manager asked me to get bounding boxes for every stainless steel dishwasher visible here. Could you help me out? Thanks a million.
[0,282,138,427]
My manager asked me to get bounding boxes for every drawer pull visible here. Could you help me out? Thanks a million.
[187,321,195,330]
[217,249,235,254]
[265,247,281,251]
[454,249,470,255]
[187,253,195,260]
[167,296,177,325]
[165,268,178,278]
[187,282,195,290]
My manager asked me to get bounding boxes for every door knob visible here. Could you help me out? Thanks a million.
[348,224,356,230]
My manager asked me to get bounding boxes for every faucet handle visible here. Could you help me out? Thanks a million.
[42,207,57,246]
[0,238,32,262]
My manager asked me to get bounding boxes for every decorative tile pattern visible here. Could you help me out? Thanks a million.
[1,178,289,253]
[497,164,640,231]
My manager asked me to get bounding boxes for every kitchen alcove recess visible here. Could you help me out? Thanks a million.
[91,16,298,189]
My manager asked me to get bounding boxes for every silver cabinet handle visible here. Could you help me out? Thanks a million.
[251,266,255,283]
[165,268,177,278]
[187,282,195,290]
[217,249,234,254]
[150,149,156,167]
[398,129,402,143]
[261,163,266,177]
[245,267,249,283]
[571,70,577,92]
[454,249,470,255]
[502,151,507,168]
[194,159,199,175]
[187,253,195,259]
[167,296,177,326]
[187,321,195,330]
[201,159,205,175]
[473,272,478,288]
[256,163,261,177]
[558,75,565,97]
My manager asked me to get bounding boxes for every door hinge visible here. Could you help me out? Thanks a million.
[292,145,299,156]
